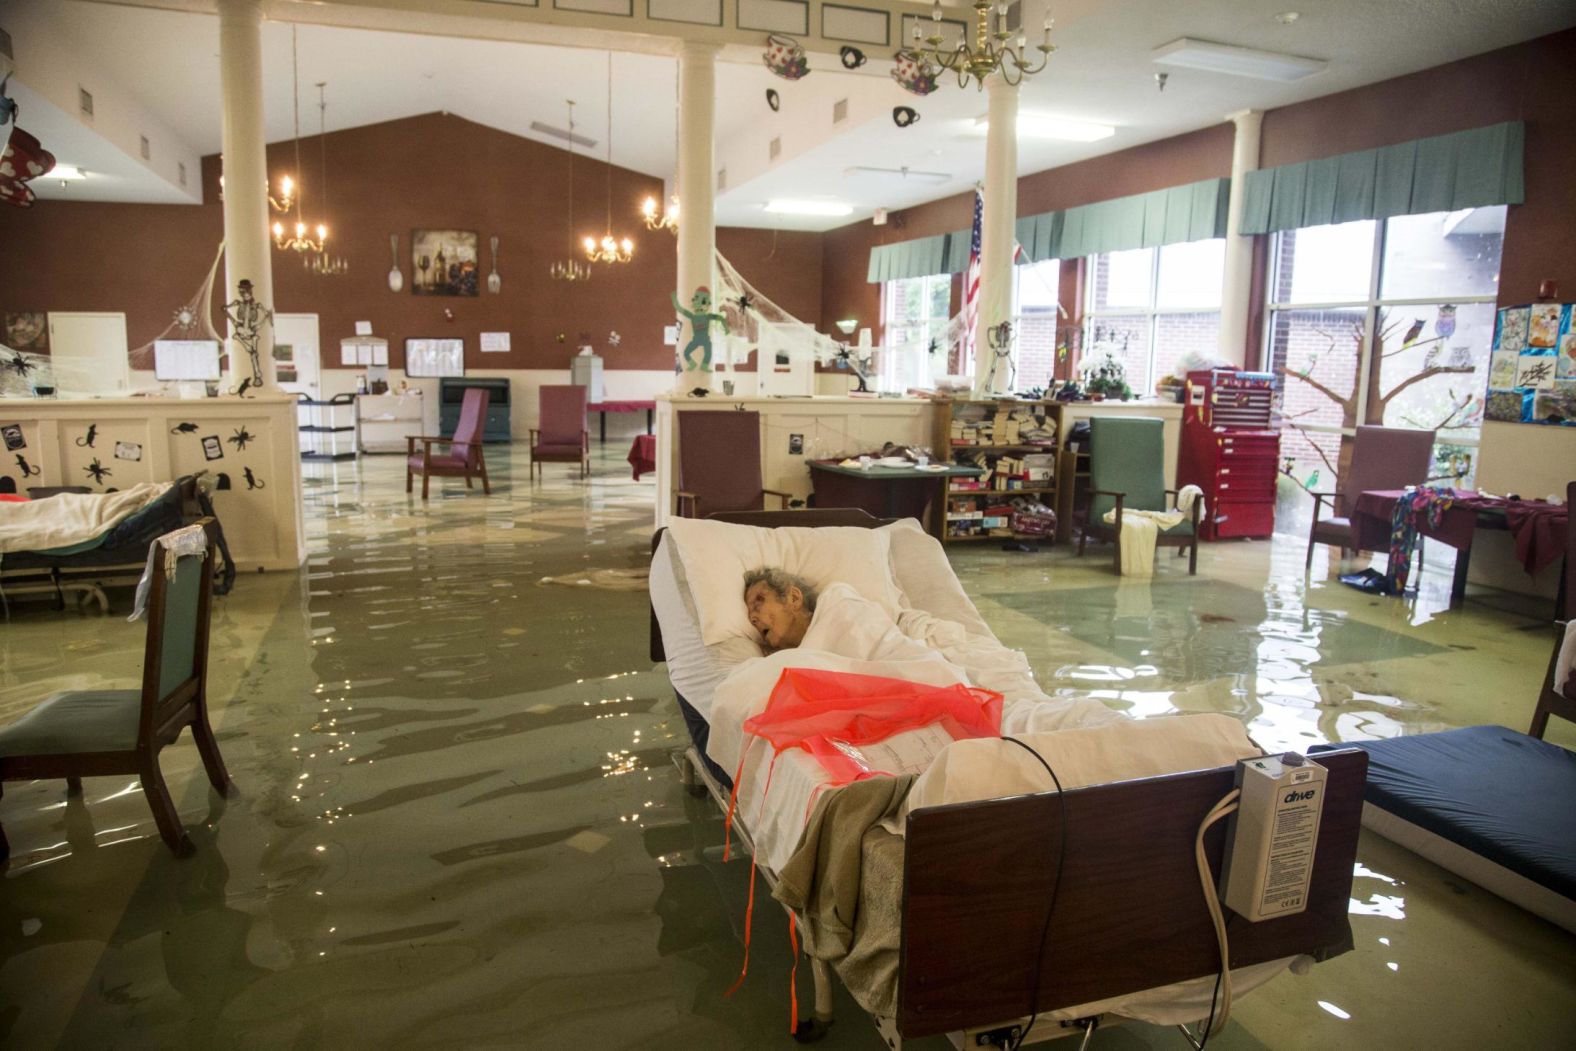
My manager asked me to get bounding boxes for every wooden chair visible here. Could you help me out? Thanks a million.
[1306,425,1436,571]
[1078,416,1198,575]
[1529,479,1576,739]
[675,410,790,518]
[529,385,589,480]
[0,519,232,861]
[407,387,491,499]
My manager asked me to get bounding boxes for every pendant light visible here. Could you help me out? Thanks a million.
[550,99,592,281]
[584,52,634,265]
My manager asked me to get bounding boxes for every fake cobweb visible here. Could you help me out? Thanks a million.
[124,241,228,376]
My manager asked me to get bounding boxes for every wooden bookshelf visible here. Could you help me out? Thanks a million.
[933,398,1066,545]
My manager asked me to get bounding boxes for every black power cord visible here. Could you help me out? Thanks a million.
[1197,967,1224,1050]
[1000,736,1068,1051]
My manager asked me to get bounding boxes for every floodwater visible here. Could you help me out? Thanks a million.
[1,445,1571,1048]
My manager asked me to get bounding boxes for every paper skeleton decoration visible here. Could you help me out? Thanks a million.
[222,278,273,394]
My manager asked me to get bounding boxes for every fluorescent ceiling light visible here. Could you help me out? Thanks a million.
[843,166,952,186]
[973,115,1116,142]
[1152,38,1326,82]
[764,199,853,217]
[52,164,86,180]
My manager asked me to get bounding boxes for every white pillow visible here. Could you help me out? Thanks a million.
[877,519,993,638]
[664,517,903,646]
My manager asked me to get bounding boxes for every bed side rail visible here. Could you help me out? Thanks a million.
[896,748,1367,1038]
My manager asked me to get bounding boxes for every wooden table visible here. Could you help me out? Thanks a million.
[587,400,656,443]
[808,460,984,536]
[1352,489,1568,610]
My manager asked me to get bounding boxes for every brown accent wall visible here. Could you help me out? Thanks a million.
[1258,28,1576,308]
[0,113,820,371]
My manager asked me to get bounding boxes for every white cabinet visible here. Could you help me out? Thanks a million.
[357,391,424,453]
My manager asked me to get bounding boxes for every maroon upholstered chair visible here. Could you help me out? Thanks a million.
[1306,425,1436,570]
[407,387,491,499]
[530,385,589,479]
[675,410,790,518]
[1529,479,1576,739]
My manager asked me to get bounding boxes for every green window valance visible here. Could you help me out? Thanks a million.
[1239,121,1524,235]
[866,231,955,282]
[866,177,1231,282]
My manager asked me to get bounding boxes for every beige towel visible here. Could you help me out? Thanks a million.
[0,482,170,554]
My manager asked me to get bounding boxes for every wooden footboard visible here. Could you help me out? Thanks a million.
[897,748,1367,1038]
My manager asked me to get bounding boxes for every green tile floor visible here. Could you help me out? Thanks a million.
[1,444,1571,1048]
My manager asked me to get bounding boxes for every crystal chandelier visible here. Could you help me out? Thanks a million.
[306,83,348,276]
[914,0,1056,91]
[584,54,634,265]
[550,99,592,282]
[272,26,328,255]
[640,72,680,235]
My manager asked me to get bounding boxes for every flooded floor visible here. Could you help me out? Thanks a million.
[1,444,1572,1048]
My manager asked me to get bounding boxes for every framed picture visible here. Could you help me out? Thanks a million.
[411,230,480,296]
[405,338,465,378]
[3,312,48,352]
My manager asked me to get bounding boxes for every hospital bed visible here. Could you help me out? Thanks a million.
[650,509,1367,1047]
[0,474,234,614]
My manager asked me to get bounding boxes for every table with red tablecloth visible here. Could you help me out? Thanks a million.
[627,434,656,481]
[1352,489,1568,609]
[588,400,656,443]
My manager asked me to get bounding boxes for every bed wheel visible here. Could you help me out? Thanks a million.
[792,1017,832,1043]
[675,750,707,797]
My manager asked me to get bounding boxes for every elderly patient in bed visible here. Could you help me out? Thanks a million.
[744,567,934,660]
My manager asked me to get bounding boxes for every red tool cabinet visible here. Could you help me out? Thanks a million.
[1179,369,1280,540]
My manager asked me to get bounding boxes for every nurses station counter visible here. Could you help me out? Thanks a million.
[0,394,307,571]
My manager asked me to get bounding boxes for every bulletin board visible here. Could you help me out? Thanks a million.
[1485,304,1576,425]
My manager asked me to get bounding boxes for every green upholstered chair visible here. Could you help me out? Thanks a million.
[1077,416,1199,575]
[0,519,232,861]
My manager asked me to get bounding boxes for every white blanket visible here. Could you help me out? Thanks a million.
[707,583,1119,871]
[1101,484,1203,577]
[0,482,171,554]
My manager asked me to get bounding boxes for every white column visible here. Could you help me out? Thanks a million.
[218,0,277,390]
[674,41,719,390]
[1217,109,1263,367]
[975,76,1019,396]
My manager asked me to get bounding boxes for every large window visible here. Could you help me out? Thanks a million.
[1010,258,1062,391]
[881,274,952,358]
[1084,240,1225,392]
[1265,207,1506,487]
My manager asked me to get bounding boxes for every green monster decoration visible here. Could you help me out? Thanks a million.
[671,286,729,371]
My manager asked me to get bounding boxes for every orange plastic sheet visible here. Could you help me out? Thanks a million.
[722,667,1003,1024]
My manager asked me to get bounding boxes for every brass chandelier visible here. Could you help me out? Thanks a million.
[272,25,328,255]
[583,53,634,265]
[306,82,348,276]
[640,71,680,235]
[550,99,592,282]
[915,0,1056,91]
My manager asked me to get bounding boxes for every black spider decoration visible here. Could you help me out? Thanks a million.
[228,426,255,451]
[927,338,941,356]
[84,457,111,484]
[7,352,34,376]
[734,293,755,314]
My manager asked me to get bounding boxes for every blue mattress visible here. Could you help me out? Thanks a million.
[1312,727,1576,900]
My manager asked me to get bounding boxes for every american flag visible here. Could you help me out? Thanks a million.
[960,185,984,375]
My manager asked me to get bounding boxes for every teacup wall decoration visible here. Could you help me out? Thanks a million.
[839,46,867,69]
[763,34,809,80]
[893,106,921,128]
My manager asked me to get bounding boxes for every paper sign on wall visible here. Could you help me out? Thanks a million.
[480,331,511,353]
[340,345,358,366]
[371,344,389,365]
[355,321,373,336]
[663,325,680,346]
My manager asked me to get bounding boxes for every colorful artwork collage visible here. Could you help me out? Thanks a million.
[1485,303,1576,425]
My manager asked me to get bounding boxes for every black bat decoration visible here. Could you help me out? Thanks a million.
[228,426,255,451]
[243,466,265,490]
[75,424,98,448]
[85,457,111,484]
[170,422,200,434]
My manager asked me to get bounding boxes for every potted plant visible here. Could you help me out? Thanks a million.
[1079,345,1132,402]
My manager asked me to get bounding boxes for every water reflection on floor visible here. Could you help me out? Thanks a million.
[1,445,1572,1048]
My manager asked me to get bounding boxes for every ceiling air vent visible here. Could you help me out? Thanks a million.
[833,98,848,124]
[717,167,727,192]
[140,135,151,160]
[769,136,782,161]
[178,162,187,187]
[1,28,13,60]
[78,87,94,118]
